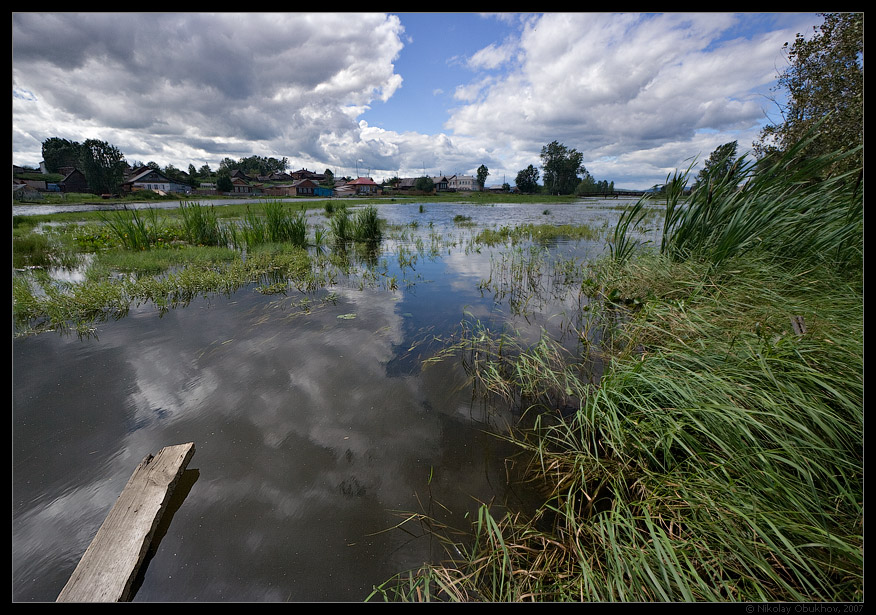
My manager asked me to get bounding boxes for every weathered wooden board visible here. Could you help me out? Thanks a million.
[57,442,196,602]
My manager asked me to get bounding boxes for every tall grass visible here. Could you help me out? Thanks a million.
[238,201,308,248]
[375,143,863,602]
[612,135,864,271]
[179,201,228,247]
[100,207,162,251]
[329,205,382,244]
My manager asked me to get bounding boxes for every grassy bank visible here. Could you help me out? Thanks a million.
[11,201,386,336]
[371,146,863,602]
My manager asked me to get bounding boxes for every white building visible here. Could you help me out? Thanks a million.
[449,175,478,191]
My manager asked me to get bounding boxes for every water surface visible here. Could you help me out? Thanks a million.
[12,199,647,601]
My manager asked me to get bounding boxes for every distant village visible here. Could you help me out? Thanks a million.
[13,161,507,200]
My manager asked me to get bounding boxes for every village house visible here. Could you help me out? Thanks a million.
[231,177,263,194]
[121,167,191,195]
[346,176,379,195]
[289,168,325,183]
[291,178,318,195]
[448,174,477,191]
[59,168,89,193]
[431,175,451,191]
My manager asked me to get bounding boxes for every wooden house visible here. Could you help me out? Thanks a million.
[121,168,191,194]
[60,169,89,193]
[347,177,379,195]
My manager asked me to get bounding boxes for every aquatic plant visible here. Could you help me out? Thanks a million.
[265,200,307,246]
[352,205,382,243]
[475,223,599,247]
[179,201,227,247]
[375,142,863,603]
[329,208,352,243]
[100,207,161,251]
[612,134,863,270]
[237,201,307,248]
[330,205,382,244]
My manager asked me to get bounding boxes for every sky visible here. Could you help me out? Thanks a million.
[12,12,824,190]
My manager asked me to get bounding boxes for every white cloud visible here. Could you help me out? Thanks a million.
[467,40,516,70]
[442,13,810,187]
[13,12,405,170]
[12,12,818,188]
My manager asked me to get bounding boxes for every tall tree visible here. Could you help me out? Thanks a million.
[476,164,490,190]
[692,141,739,191]
[755,13,863,175]
[41,137,82,173]
[414,176,434,192]
[540,141,585,195]
[79,139,126,194]
[216,169,233,193]
[515,164,540,193]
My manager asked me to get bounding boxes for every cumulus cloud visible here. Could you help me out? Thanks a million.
[13,12,405,169]
[12,12,816,188]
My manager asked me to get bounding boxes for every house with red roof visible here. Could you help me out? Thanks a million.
[347,177,379,195]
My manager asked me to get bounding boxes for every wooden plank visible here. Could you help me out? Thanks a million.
[57,442,196,602]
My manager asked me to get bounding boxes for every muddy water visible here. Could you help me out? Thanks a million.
[12,199,647,602]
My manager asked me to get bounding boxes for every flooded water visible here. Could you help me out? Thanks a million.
[12,198,649,602]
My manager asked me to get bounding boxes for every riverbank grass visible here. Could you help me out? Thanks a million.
[371,145,863,602]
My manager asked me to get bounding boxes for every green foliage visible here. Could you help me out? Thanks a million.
[329,207,353,243]
[475,222,599,246]
[540,141,584,195]
[216,170,233,193]
[755,13,863,176]
[80,139,127,194]
[352,205,382,243]
[691,141,739,191]
[99,208,164,251]
[327,205,382,244]
[219,154,289,176]
[179,201,229,247]
[476,164,489,190]
[414,176,435,192]
[238,201,307,248]
[41,137,82,174]
[515,164,540,193]
[575,174,614,196]
[12,233,53,269]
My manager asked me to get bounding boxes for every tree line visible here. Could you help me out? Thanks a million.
[511,141,615,195]
[37,138,334,195]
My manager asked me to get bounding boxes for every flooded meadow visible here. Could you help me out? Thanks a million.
[13,198,653,601]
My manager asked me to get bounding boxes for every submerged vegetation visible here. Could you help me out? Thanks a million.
[370,145,863,602]
[11,200,388,336]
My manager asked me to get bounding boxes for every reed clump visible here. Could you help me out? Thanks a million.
[238,201,308,248]
[329,205,383,244]
[374,142,863,602]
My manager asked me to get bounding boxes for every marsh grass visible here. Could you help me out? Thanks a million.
[179,201,229,247]
[12,246,317,336]
[475,223,600,247]
[375,142,863,602]
[329,205,382,244]
[12,232,54,269]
